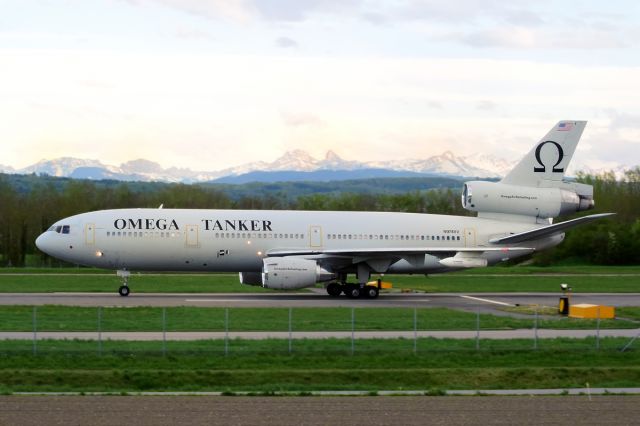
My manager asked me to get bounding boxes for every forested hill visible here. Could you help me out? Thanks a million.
[0,170,638,266]
[3,173,464,199]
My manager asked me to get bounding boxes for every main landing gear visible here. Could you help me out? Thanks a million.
[326,266,381,299]
[325,282,380,299]
[117,270,131,297]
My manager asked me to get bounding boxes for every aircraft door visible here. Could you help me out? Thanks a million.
[84,223,95,246]
[309,225,323,247]
[464,228,476,248]
[186,225,200,248]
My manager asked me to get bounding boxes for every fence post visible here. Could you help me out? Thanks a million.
[351,307,355,356]
[413,307,417,355]
[32,306,37,356]
[596,307,601,350]
[224,308,229,357]
[534,306,538,350]
[162,307,167,356]
[98,306,102,356]
[475,307,480,351]
[288,307,293,354]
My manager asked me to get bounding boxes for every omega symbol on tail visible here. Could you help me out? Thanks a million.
[534,141,564,173]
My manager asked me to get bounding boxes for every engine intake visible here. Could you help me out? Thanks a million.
[462,181,594,219]
[261,258,336,290]
[239,272,262,286]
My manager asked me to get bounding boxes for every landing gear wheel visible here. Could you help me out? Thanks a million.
[326,283,342,297]
[364,285,379,299]
[345,285,362,299]
[118,285,130,297]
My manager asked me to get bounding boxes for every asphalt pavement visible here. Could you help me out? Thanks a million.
[1,395,639,426]
[1,291,639,310]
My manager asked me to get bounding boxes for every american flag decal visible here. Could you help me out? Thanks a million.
[557,122,574,131]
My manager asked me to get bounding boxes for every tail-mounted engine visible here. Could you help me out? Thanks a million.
[462,180,594,219]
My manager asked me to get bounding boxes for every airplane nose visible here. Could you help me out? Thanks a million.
[35,232,53,256]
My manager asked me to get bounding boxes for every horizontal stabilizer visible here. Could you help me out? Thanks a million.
[489,213,615,244]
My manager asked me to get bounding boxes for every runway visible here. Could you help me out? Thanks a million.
[1,291,639,311]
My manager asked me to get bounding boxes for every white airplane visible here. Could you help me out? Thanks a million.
[36,121,612,298]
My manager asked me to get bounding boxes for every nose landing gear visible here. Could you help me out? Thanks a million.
[117,270,131,297]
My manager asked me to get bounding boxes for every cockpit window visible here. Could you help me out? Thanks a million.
[48,225,70,234]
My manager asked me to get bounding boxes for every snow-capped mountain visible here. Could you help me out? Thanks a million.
[366,151,514,177]
[216,150,362,176]
[5,150,629,183]
[0,164,15,173]
[19,157,113,177]
[13,157,223,183]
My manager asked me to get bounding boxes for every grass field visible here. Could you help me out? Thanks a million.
[0,337,639,392]
[1,306,637,332]
[1,265,639,293]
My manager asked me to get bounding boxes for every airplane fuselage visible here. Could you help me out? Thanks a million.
[35,208,560,274]
[35,121,611,297]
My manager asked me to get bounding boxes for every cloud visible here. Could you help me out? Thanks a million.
[606,110,640,129]
[275,36,298,48]
[174,27,214,40]
[129,0,360,23]
[281,111,325,127]
[442,26,628,49]
[476,100,496,111]
[127,0,257,23]
[503,9,544,26]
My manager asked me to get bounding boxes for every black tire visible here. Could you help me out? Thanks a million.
[326,283,342,297]
[118,285,130,297]
[345,285,361,299]
[364,285,379,299]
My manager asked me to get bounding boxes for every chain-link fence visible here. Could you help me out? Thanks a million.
[0,306,637,356]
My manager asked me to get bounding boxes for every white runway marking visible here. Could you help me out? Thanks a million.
[185,299,265,303]
[460,295,514,307]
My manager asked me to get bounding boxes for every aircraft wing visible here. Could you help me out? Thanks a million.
[266,246,535,272]
[266,247,534,257]
[488,213,615,244]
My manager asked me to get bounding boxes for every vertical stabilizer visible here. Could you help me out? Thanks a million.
[501,121,586,187]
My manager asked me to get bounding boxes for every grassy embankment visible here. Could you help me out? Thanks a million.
[0,265,639,293]
[0,306,638,332]
[0,337,639,392]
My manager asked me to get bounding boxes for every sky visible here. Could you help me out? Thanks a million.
[1,0,639,172]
